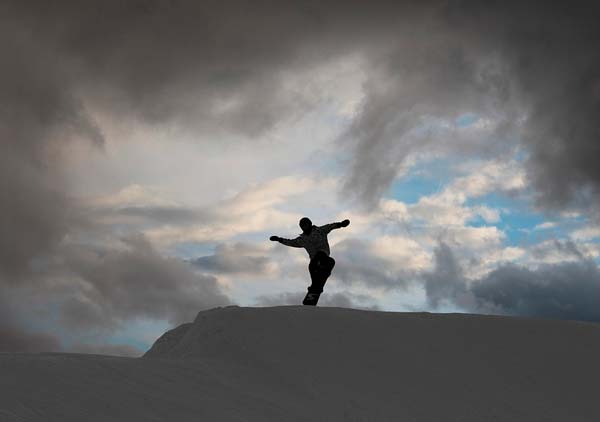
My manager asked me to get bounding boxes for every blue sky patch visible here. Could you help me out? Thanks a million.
[172,241,217,260]
[386,159,454,203]
[108,319,172,353]
[455,113,480,127]
[465,192,575,246]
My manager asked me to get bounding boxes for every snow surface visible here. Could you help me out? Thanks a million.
[1,305,600,421]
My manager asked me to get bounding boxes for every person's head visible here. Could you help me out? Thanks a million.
[299,217,312,233]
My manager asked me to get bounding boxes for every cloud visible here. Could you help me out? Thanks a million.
[424,243,600,322]
[337,2,600,212]
[1,0,343,290]
[5,1,599,219]
[332,238,416,290]
[571,226,600,241]
[407,159,525,226]
[0,297,62,353]
[534,222,557,230]
[423,243,472,309]
[2,227,232,352]
[92,206,206,227]
[0,323,62,353]
[526,240,585,265]
[90,185,182,209]
[58,234,230,332]
[472,261,600,322]
[2,0,600,350]
[4,1,342,136]
[190,242,273,276]
[81,175,346,252]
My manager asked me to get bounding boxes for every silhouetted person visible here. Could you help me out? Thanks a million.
[270,217,350,305]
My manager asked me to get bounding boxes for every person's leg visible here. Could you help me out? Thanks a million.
[324,256,335,275]
[308,251,329,294]
[315,252,335,293]
[308,255,323,294]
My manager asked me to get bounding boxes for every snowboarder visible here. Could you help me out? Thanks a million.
[270,217,350,305]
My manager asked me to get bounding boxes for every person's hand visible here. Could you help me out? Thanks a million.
[270,236,280,241]
[341,219,350,227]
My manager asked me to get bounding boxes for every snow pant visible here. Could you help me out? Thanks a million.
[307,250,335,294]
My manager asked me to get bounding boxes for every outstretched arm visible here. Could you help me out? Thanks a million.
[270,235,304,248]
[320,219,350,234]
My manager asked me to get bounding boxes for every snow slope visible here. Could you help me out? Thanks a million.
[1,305,599,421]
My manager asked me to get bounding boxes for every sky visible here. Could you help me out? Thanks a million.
[1,0,600,356]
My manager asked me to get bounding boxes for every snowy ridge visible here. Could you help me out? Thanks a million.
[2,306,600,421]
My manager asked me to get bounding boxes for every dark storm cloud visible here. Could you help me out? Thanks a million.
[0,0,361,286]
[423,243,470,309]
[472,261,600,322]
[2,0,599,278]
[529,239,585,261]
[0,232,231,352]
[0,298,62,353]
[341,1,600,211]
[424,243,600,322]
[59,234,230,331]
[0,22,101,281]
[190,242,271,275]
[340,33,514,207]
[0,326,62,353]
[3,0,354,133]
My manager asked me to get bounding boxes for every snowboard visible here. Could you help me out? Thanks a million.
[302,292,321,306]
[302,291,321,306]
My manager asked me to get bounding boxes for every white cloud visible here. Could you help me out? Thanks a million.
[85,175,344,251]
[88,184,181,208]
[410,196,474,226]
[402,159,525,227]
[534,221,557,230]
[144,176,327,246]
[371,235,432,272]
[520,240,585,266]
[444,159,526,202]
[473,206,501,223]
[74,142,592,313]
[466,246,527,279]
[571,226,600,241]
